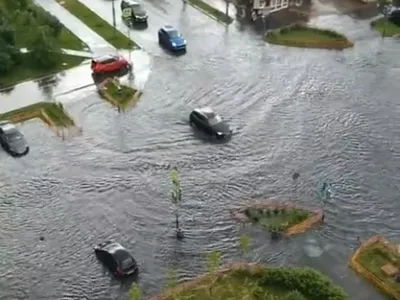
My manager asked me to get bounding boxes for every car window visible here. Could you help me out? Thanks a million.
[132,4,145,14]
[120,257,134,269]
[208,115,222,126]
[101,58,117,64]
[113,250,132,266]
[167,30,180,39]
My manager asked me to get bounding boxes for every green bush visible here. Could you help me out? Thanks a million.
[283,290,307,300]
[259,267,349,300]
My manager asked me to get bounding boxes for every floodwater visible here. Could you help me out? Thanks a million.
[1,0,400,299]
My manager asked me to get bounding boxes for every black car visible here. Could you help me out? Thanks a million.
[0,121,29,157]
[121,0,148,24]
[94,241,138,277]
[189,108,232,139]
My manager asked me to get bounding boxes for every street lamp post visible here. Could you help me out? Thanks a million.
[112,0,116,37]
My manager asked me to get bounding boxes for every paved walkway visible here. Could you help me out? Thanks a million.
[34,0,115,54]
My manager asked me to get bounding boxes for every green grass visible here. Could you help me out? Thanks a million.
[58,27,88,50]
[57,0,139,49]
[0,102,75,127]
[371,18,400,37]
[159,266,349,300]
[183,0,233,24]
[0,54,86,88]
[265,24,353,50]
[244,207,310,232]
[357,244,400,295]
[105,80,136,107]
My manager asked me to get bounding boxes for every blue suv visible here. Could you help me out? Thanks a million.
[158,25,186,52]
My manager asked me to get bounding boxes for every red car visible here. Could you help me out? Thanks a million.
[91,54,131,74]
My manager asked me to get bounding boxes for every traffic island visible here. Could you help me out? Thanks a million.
[150,263,349,300]
[183,0,233,25]
[349,235,400,299]
[97,78,142,111]
[0,102,77,137]
[265,24,353,50]
[231,201,323,238]
[56,0,140,49]
[371,18,400,37]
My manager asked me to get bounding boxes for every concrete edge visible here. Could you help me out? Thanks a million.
[183,0,233,26]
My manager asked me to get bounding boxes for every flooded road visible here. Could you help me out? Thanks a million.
[1,0,400,299]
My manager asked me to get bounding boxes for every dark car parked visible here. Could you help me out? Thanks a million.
[94,241,138,277]
[121,0,148,24]
[0,121,29,157]
[189,107,232,139]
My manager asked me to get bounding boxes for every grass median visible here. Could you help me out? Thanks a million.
[371,17,400,37]
[0,102,75,128]
[57,0,139,49]
[183,0,233,24]
[265,24,353,50]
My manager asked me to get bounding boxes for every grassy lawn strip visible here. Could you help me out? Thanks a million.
[265,24,353,50]
[99,79,142,110]
[0,54,85,88]
[0,102,75,128]
[356,243,400,295]
[183,0,233,24]
[371,17,400,37]
[154,265,349,300]
[56,0,139,49]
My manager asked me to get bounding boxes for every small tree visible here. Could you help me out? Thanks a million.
[0,51,14,75]
[128,283,142,300]
[169,167,183,238]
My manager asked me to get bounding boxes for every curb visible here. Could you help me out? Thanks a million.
[54,83,95,97]
[182,0,233,25]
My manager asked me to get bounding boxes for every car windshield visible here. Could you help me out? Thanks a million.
[208,115,223,126]
[114,250,133,268]
[7,131,22,141]
[168,30,180,39]
[133,4,145,14]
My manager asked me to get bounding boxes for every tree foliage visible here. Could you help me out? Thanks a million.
[0,0,65,77]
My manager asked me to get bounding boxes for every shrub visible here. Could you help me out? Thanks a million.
[283,290,307,300]
[259,267,349,300]
[273,207,280,215]
[0,51,14,75]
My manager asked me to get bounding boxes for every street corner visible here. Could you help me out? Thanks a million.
[127,50,152,90]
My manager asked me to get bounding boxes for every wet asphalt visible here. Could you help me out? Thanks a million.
[0,0,399,299]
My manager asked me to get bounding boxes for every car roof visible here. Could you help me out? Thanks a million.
[162,25,177,32]
[194,107,216,118]
[124,0,140,5]
[0,122,17,132]
[93,54,119,63]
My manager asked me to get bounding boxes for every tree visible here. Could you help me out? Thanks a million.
[0,26,15,45]
[169,167,183,238]
[128,283,142,300]
[0,51,14,75]
[29,25,60,68]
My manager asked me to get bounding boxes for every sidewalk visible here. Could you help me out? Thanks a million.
[0,62,95,112]
[34,0,115,54]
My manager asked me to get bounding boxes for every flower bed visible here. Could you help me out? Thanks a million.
[231,200,323,237]
[349,235,400,299]
[97,78,142,110]
[265,24,353,50]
